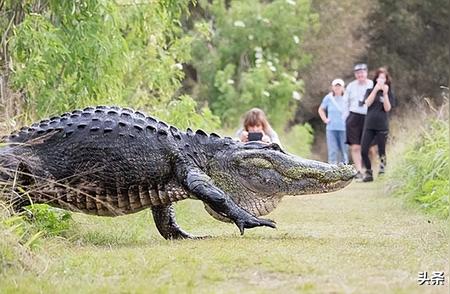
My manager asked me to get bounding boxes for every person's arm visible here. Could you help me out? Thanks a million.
[268,130,281,147]
[318,96,330,124]
[261,131,271,144]
[382,85,392,112]
[365,82,389,107]
[342,86,350,118]
[236,128,249,142]
[318,106,329,124]
[365,89,377,107]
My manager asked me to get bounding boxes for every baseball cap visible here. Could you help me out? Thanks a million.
[331,78,345,86]
[353,63,368,71]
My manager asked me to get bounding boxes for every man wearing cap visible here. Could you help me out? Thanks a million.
[343,63,374,179]
[318,78,348,164]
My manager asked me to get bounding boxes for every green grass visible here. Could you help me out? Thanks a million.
[387,115,449,218]
[1,181,448,293]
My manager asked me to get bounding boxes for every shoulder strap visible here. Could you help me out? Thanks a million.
[329,95,343,113]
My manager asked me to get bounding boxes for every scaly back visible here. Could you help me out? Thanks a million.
[0,106,196,215]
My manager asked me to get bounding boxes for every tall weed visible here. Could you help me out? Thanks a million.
[0,201,39,274]
[387,98,449,218]
[0,177,72,274]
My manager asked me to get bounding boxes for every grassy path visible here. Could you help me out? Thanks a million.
[1,180,448,293]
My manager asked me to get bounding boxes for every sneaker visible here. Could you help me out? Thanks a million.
[355,171,364,182]
[362,170,373,182]
[379,156,386,176]
[378,163,385,176]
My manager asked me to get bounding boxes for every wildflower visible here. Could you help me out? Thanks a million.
[286,0,296,5]
[172,63,183,70]
[292,91,301,100]
[233,20,246,28]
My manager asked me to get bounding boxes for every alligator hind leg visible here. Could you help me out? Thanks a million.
[151,204,206,239]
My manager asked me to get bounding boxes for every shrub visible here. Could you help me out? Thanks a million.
[190,0,317,129]
[7,0,217,131]
[387,111,449,218]
[0,201,41,274]
[280,123,314,158]
[25,204,73,237]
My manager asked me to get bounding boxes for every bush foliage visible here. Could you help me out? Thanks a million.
[388,115,449,218]
[189,0,317,129]
[7,0,220,130]
[280,123,314,158]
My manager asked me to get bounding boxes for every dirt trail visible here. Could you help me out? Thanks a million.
[1,180,448,293]
[264,180,449,293]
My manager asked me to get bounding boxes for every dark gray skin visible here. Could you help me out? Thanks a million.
[0,106,356,239]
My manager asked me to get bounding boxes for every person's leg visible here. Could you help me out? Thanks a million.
[350,144,362,170]
[376,131,388,174]
[337,131,349,164]
[326,130,338,164]
[345,112,363,176]
[369,145,378,167]
[361,129,376,182]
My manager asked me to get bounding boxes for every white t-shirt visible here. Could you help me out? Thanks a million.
[343,79,374,115]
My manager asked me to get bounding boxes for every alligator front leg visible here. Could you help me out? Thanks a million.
[151,204,205,240]
[181,167,276,235]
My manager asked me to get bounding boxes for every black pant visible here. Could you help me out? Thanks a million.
[361,129,388,171]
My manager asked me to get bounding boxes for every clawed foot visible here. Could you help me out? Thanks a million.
[173,232,211,240]
[163,228,211,240]
[234,213,276,235]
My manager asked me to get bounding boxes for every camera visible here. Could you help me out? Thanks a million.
[377,78,386,85]
[248,132,263,141]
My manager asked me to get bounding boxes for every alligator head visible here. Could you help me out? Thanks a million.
[204,142,356,222]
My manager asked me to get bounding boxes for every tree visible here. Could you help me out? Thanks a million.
[187,0,317,128]
[366,0,449,104]
[2,0,220,130]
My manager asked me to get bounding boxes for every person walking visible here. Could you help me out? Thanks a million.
[360,67,395,182]
[343,63,374,179]
[318,78,348,164]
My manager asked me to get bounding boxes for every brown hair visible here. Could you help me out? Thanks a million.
[331,86,345,97]
[242,108,273,134]
[372,67,392,86]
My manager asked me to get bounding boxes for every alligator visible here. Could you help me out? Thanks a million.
[0,106,356,239]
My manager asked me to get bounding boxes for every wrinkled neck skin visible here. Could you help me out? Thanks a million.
[198,140,356,221]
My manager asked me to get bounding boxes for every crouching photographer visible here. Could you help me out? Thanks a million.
[236,108,281,146]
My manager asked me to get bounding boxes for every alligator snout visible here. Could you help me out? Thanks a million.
[324,163,357,182]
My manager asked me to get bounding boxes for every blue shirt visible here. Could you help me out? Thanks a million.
[320,93,346,131]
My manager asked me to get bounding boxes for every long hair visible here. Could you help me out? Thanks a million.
[372,67,392,86]
[242,108,273,134]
